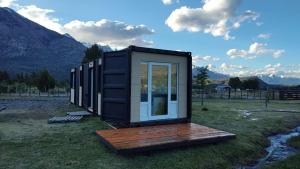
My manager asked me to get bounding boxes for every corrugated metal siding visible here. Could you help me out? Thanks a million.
[101,50,130,125]
[92,60,98,114]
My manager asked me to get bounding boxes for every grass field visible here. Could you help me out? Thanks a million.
[1,97,300,169]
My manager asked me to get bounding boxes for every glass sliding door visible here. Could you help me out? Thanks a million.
[151,64,168,116]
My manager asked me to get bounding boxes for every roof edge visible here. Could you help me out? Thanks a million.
[128,45,191,57]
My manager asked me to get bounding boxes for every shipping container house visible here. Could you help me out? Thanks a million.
[70,46,192,127]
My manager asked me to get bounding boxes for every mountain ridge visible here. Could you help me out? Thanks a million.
[0,7,86,80]
[193,68,300,86]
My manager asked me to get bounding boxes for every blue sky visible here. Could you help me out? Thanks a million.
[1,0,300,78]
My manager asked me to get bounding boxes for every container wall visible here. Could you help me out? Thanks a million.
[130,51,188,123]
[83,64,89,109]
[101,50,130,125]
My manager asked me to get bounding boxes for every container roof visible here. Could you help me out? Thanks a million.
[128,45,192,57]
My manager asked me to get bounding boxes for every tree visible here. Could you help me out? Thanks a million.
[29,72,39,87]
[194,66,209,106]
[15,73,26,83]
[242,78,259,90]
[81,44,103,64]
[228,77,242,91]
[0,70,10,82]
[36,70,56,92]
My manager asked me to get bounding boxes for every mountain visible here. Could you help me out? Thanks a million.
[192,68,229,80]
[258,74,300,86]
[0,7,86,80]
[239,76,271,89]
[193,67,300,86]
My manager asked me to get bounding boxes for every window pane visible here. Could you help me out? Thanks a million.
[171,64,177,101]
[151,65,168,115]
[141,63,148,102]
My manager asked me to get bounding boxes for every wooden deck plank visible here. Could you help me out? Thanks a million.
[96,123,235,153]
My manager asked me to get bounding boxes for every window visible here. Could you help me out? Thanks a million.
[171,64,177,101]
[140,63,148,102]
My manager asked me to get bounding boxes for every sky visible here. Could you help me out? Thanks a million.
[1,0,300,78]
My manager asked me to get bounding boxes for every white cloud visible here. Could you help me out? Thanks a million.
[162,0,173,5]
[233,10,259,28]
[263,63,281,75]
[192,55,220,63]
[207,64,216,69]
[216,63,300,78]
[257,33,271,39]
[227,42,285,59]
[220,63,246,70]
[165,0,259,40]
[9,2,155,49]
[256,22,263,26]
[17,5,63,33]
[63,19,154,49]
[161,0,179,5]
[0,0,15,7]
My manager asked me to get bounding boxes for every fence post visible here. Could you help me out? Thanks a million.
[241,90,243,99]
[259,90,261,100]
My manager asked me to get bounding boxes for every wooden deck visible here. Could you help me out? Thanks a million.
[96,123,235,153]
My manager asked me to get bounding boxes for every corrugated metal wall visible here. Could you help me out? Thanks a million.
[101,50,130,125]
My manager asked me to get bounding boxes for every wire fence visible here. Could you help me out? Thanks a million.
[0,85,69,97]
[192,89,280,100]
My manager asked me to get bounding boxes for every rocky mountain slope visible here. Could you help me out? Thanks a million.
[0,7,86,80]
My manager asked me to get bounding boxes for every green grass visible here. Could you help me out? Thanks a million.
[1,97,300,169]
[288,135,300,149]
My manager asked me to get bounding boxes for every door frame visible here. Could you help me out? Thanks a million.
[140,62,178,121]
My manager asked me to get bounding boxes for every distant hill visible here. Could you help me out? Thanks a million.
[192,68,229,80]
[193,67,300,86]
[239,76,272,89]
[258,74,300,86]
[0,7,86,80]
